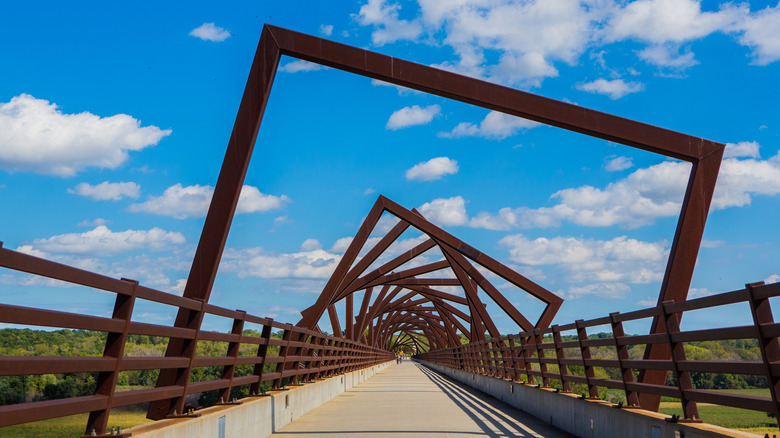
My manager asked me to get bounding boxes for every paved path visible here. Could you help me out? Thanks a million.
[270,361,574,437]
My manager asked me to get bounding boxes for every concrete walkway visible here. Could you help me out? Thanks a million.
[270,361,574,437]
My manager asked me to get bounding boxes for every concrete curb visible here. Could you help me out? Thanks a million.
[420,361,761,438]
[128,361,394,438]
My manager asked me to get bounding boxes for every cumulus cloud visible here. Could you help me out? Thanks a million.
[638,44,699,69]
[724,141,760,159]
[605,156,634,171]
[470,148,780,230]
[576,78,644,99]
[354,0,779,88]
[22,226,186,257]
[766,274,780,284]
[565,282,632,299]
[736,4,780,65]
[189,22,231,42]
[68,181,140,201]
[607,0,742,44]
[129,184,289,219]
[319,24,334,36]
[500,234,668,285]
[386,105,440,130]
[77,218,111,227]
[421,0,601,87]
[300,239,322,251]
[418,196,468,226]
[405,156,459,181]
[355,0,423,46]
[278,60,325,73]
[0,94,170,177]
[439,111,540,140]
[221,247,342,279]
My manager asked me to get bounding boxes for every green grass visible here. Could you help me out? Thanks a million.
[0,411,153,437]
[660,403,776,429]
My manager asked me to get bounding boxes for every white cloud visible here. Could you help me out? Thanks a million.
[23,226,185,257]
[0,94,170,177]
[638,44,699,69]
[320,24,334,36]
[577,78,644,99]
[712,153,780,209]
[688,287,715,298]
[736,4,780,65]
[636,297,657,307]
[189,22,231,42]
[419,0,602,87]
[77,218,111,227]
[278,60,325,73]
[355,0,423,46]
[68,181,140,201]
[605,156,634,171]
[500,234,667,284]
[300,238,322,251]
[355,0,779,90]
[386,105,440,130]
[405,156,459,181]
[364,188,377,195]
[330,237,354,254]
[418,196,468,227]
[469,149,780,230]
[565,282,631,299]
[128,183,289,219]
[607,0,742,44]
[766,274,780,285]
[700,239,726,248]
[221,247,341,279]
[724,141,760,159]
[439,111,540,140]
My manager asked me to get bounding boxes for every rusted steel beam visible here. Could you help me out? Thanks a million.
[85,279,137,435]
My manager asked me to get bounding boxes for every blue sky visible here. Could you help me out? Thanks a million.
[1,0,779,336]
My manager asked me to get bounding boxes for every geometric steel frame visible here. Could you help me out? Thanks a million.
[149,24,725,418]
[297,195,563,342]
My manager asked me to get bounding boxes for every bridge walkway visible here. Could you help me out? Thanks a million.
[271,361,574,437]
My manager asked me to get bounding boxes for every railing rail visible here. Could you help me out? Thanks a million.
[417,280,780,427]
[0,245,394,436]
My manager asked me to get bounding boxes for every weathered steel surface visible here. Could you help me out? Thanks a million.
[417,281,780,427]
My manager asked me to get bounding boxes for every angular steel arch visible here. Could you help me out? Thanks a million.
[150,24,724,417]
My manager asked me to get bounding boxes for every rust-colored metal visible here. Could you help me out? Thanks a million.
[0,246,393,434]
[0,21,730,432]
[417,281,780,426]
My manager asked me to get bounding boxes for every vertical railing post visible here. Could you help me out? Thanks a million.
[610,312,639,406]
[746,282,780,426]
[507,337,518,381]
[576,319,599,399]
[250,318,273,395]
[217,310,246,403]
[552,325,571,392]
[84,278,137,436]
[661,301,699,420]
[272,326,292,389]
[519,333,532,384]
[534,329,550,387]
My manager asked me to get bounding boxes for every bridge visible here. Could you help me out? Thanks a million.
[1,25,778,438]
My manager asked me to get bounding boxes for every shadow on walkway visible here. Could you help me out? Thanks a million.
[415,362,574,438]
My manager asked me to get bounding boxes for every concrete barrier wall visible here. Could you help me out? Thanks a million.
[128,361,394,438]
[421,362,760,438]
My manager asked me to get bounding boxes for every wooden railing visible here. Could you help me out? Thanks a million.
[417,281,780,426]
[0,244,394,436]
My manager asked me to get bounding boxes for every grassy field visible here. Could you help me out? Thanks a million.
[0,411,153,437]
[2,389,779,437]
[659,388,779,435]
